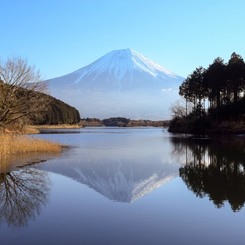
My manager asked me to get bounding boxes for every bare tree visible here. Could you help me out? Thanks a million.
[0,56,49,130]
[170,99,192,119]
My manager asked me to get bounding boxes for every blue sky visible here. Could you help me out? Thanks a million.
[1,0,245,79]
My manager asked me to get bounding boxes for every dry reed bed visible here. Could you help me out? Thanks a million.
[32,124,82,129]
[0,134,62,155]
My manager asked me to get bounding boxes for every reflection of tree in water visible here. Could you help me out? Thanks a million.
[171,137,245,212]
[0,168,50,227]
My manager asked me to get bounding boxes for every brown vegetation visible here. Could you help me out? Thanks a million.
[31,123,82,130]
[0,134,62,172]
[0,134,62,155]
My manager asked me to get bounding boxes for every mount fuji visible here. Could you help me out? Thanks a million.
[45,49,184,119]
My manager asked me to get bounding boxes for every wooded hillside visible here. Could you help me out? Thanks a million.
[31,93,81,125]
[0,57,81,131]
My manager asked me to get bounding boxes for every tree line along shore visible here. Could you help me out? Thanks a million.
[169,52,245,134]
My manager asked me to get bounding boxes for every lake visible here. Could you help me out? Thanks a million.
[1,127,245,245]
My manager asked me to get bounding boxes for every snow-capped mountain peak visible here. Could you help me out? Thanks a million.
[73,48,178,82]
[46,48,184,119]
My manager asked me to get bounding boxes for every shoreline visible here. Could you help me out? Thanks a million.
[168,121,245,135]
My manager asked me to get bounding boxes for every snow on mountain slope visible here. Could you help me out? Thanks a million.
[45,49,184,119]
[72,48,178,83]
[38,159,177,203]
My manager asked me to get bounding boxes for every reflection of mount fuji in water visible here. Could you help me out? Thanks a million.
[73,161,177,202]
[37,147,179,203]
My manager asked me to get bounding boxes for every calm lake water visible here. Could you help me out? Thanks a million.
[1,127,245,245]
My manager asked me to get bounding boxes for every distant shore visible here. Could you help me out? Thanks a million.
[80,117,170,127]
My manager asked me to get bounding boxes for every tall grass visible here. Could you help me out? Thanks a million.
[0,134,62,155]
